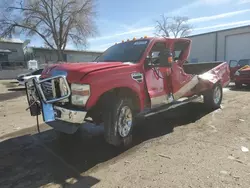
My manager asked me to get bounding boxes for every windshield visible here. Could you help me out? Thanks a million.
[96,40,149,63]
[238,59,250,67]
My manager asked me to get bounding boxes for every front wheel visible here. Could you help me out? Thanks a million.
[103,97,135,147]
[203,84,223,109]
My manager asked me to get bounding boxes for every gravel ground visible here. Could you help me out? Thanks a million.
[0,80,44,136]
[0,80,250,188]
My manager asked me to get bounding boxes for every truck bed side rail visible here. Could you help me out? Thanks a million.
[183,61,224,75]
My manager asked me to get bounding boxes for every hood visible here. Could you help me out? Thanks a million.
[42,62,130,82]
[238,65,250,72]
[17,72,31,78]
[239,66,250,72]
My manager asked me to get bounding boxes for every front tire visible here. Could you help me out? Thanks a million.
[203,84,223,109]
[103,97,135,147]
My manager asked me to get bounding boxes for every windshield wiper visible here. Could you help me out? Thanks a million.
[100,60,119,62]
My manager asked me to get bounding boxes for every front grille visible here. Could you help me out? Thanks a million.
[41,81,53,99]
[40,78,70,103]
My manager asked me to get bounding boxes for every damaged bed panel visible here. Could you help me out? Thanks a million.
[184,61,230,94]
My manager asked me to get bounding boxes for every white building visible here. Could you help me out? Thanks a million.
[25,47,103,68]
[0,39,24,63]
[188,25,250,63]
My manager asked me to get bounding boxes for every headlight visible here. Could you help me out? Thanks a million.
[235,71,240,76]
[71,84,90,106]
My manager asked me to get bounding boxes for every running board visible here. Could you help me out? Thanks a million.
[141,95,202,118]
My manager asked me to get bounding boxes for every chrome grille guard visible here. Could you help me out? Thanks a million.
[26,75,71,104]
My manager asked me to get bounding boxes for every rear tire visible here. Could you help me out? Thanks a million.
[203,84,222,110]
[103,96,136,147]
[235,82,242,88]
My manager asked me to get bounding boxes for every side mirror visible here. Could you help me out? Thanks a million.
[145,49,173,68]
[151,51,160,59]
[145,52,160,68]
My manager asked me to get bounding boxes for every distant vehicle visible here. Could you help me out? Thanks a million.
[229,59,250,88]
[27,60,38,70]
[17,68,43,86]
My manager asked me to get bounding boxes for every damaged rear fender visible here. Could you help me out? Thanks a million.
[196,71,221,93]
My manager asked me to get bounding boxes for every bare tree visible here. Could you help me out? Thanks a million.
[155,15,192,38]
[0,0,97,61]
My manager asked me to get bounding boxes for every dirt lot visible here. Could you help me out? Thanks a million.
[0,80,250,188]
[0,80,44,136]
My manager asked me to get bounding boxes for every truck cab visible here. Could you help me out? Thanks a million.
[25,37,230,147]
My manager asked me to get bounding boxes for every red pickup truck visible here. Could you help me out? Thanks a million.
[229,59,250,88]
[25,37,230,147]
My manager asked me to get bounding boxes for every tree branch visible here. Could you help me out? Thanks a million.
[155,16,192,38]
[0,0,97,60]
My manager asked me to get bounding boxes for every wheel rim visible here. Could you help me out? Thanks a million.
[117,106,133,138]
[213,86,221,104]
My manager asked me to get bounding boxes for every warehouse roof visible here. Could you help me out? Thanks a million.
[0,38,24,44]
[188,25,250,38]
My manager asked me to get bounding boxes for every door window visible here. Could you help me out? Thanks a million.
[229,60,238,68]
[146,42,167,66]
[173,50,181,61]
[149,42,166,57]
[172,41,189,62]
[238,59,250,67]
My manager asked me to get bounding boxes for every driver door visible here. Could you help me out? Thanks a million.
[229,60,238,79]
[144,42,171,108]
[170,41,198,100]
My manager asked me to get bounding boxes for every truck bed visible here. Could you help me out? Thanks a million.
[183,61,230,92]
[183,61,225,75]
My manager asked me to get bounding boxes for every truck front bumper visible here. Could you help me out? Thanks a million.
[26,75,86,123]
[47,106,87,134]
[53,105,87,124]
[25,74,88,134]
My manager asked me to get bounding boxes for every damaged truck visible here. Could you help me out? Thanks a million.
[25,37,230,147]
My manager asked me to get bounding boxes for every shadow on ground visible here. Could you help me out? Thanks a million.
[228,84,250,92]
[0,90,26,102]
[1,81,19,88]
[0,102,213,188]
[8,88,26,92]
